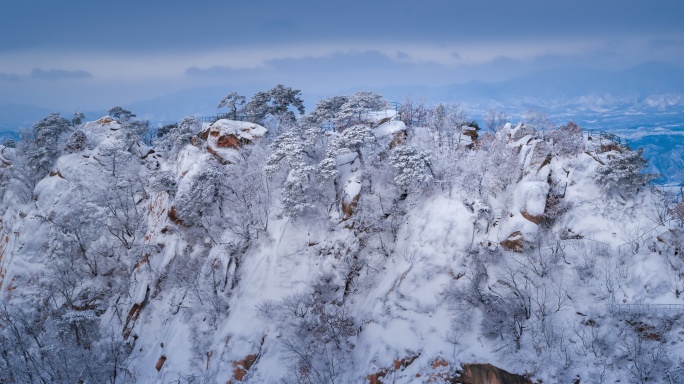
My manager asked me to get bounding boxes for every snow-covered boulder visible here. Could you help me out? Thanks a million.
[374,119,407,149]
[203,119,266,149]
[0,145,13,167]
[128,141,155,159]
[92,115,122,130]
[197,119,267,164]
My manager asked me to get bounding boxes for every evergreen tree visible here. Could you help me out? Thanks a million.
[595,148,656,196]
[19,112,72,178]
[108,106,136,121]
[334,91,388,129]
[72,111,85,126]
[217,92,246,119]
[244,84,305,123]
[302,95,349,130]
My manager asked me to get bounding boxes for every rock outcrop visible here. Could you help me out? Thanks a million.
[198,119,267,164]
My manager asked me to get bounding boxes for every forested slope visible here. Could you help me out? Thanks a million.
[1,88,683,383]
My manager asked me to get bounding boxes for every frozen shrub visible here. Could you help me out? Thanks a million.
[549,121,584,156]
[65,129,87,153]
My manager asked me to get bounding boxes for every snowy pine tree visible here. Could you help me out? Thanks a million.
[244,84,305,124]
[595,147,655,196]
[389,144,433,191]
[18,112,72,179]
[217,92,246,120]
[334,91,388,129]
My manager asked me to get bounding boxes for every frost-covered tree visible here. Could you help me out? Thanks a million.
[398,94,428,128]
[125,119,151,146]
[265,126,313,175]
[260,275,355,384]
[334,91,388,129]
[302,95,349,130]
[525,111,556,136]
[92,145,149,251]
[594,148,655,196]
[280,163,317,219]
[324,124,375,165]
[157,116,199,159]
[222,144,272,241]
[426,103,466,148]
[176,167,225,229]
[65,129,87,153]
[217,91,246,120]
[178,154,271,238]
[72,111,85,126]
[18,112,72,180]
[671,202,684,227]
[389,145,433,192]
[265,124,331,219]
[458,132,520,198]
[317,124,375,189]
[156,122,176,139]
[484,108,509,133]
[106,107,151,145]
[2,138,16,148]
[108,106,136,121]
[549,121,583,156]
[244,84,305,124]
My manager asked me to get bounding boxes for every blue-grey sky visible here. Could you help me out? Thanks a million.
[1,0,684,111]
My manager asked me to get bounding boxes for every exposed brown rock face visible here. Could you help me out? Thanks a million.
[196,119,267,164]
[374,117,391,127]
[133,254,150,271]
[122,287,150,339]
[500,231,528,252]
[537,153,552,171]
[428,357,457,382]
[366,353,420,384]
[231,354,258,382]
[342,194,360,219]
[463,128,479,142]
[49,170,65,179]
[627,320,663,341]
[167,206,183,225]
[460,363,532,384]
[205,145,231,165]
[520,210,542,225]
[204,120,266,149]
[216,134,241,149]
[390,130,407,149]
[122,303,142,339]
[155,355,167,372]
[96,116,118,125]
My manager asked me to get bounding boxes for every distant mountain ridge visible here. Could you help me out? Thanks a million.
[3,61,683,129]
[1,62,682,181]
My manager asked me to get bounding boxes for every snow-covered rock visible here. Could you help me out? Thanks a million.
[196,119,267,164]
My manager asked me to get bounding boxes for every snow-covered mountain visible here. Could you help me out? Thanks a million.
[1,96,684,383]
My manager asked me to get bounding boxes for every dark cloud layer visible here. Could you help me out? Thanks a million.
[30,68,92,80]
[185,51,451,90]
[2,0,684,110]
[2,0,683,53]
[0,68,92,82]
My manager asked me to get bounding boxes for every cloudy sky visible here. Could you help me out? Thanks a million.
[1,0,684,112]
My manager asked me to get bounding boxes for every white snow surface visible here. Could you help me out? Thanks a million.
[374,120,406,139]
[208,119,267,142]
